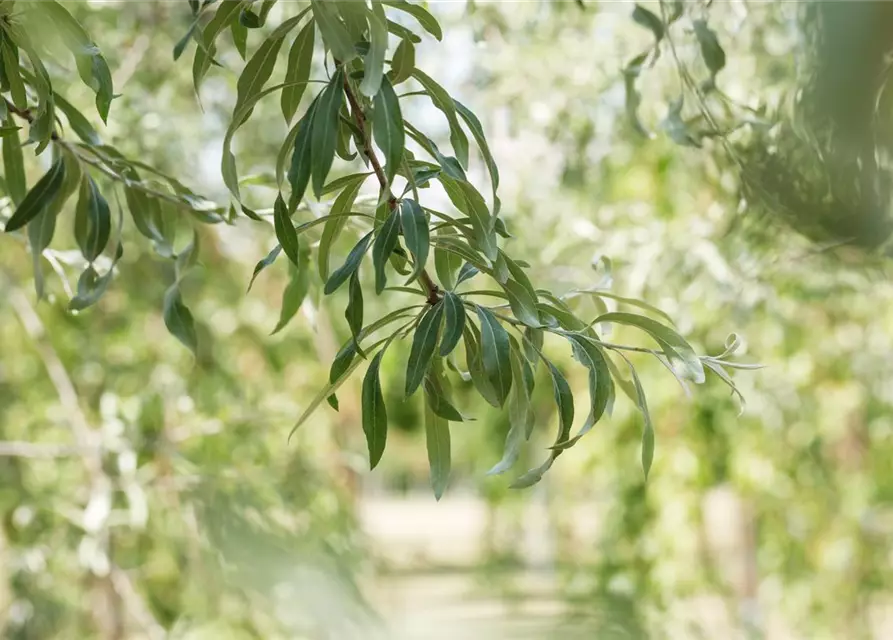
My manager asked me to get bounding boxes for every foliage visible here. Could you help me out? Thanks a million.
[0,0,750,497]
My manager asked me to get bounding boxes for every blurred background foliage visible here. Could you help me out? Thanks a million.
[1,1,893,639]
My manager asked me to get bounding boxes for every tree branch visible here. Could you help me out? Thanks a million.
[339,70,441,305]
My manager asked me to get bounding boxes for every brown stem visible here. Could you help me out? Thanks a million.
[339,70,440,305]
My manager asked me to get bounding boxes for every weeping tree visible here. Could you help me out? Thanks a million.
[0,0,752,497]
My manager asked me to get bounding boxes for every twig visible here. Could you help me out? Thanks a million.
[339,67,441,305]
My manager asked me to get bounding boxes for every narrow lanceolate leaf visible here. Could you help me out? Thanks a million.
[345,270,364,345]
[193,0,243,91]
[562,334,612,444]
[324,230,373,295]
[595,312,705,382]
[68,244,124,312]
[618,353,655,479]
[464,323,500,408]
[4,158,66,232]
[28,207,56,299]
[248,245,282,292]
[389,37,415,86]
[310,0,357,62]
[273,193,300,266]
[693,19,726,79]
[0,38,26,110]
[55,94,101,145]
[282,20,316,122]
[231,20,248,58]
[475,306,512,406]
[412,69,469,168]
[74,176,111,263]
[272,243,310,334]
[399,199,428,282]
[361,1,388,97]
[372,76,404,186]
[434,230,462,290]
[503,279,540,328]
[311,69,345,198]
[39,0,114,121]
[163,285,198,355]
[318,173,367,279]
[454,100,500,214]
[288,98,319,211]
[372,208,400,294]
[234,15,303,124]
[510,360,574,489]
[362,349,389,469]
[405,301,445,397]
[425,404,451,500]
[632,4,664,43]
[439,176,497,262]
[488,347,532,476]
[440,292,465,357]
[425,366,465,422]
[2,120,26,205]
[382,0,442,41]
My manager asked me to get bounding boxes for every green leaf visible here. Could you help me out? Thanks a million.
[310,0,357,62]
[282,20,316,122]
[575,290,676,327]
[405,301,445,397]
[439,176,497,262]
[454,100,500,215]
[39,0,114,121]
[273,193,300,266]
[552,334,612,450]
[434,236,462,291]
[404,122,467,181]
[74,176,111,263]
[399,198,428,282]
[0,38,25,110]
[231,20,248,58]
[324,230,373,295]
[693,19,726,79]
[192,0,243,91]
[318,173,367,279]
[456,262,479,287]
[510,360,574,489]
[234,15,303,124]
[311,69,345,198]
[624,53,650,138]
[463,323,500,408]
[163,285,198,355]
[632,4,664,43]
[661,96,701,147]
[439,291,465,357]
[287,98,319,211]
[362,348,389,469]
[475,306,512,406]
[173,21,198,61]
[372,207,401,294]
[522,327,543,366]
[1,118,26,205]
[389,37,415,86]
[424,360,465,422]
[424,404,451,500]
[618,353,655,479]
[411,69,469,168]
[272,243,310,334]
[68,243,123,312]
[28,206,56,300]
[345,270,364,344]
[248,245,282,292]
[595,312,705,382]
[503,279,540,328]
[360,1,388,97]
[55,93,101,144]
[372,76,405,185]
[382,0,442,41]
[5,159,66,233]
[488,346,533,475]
